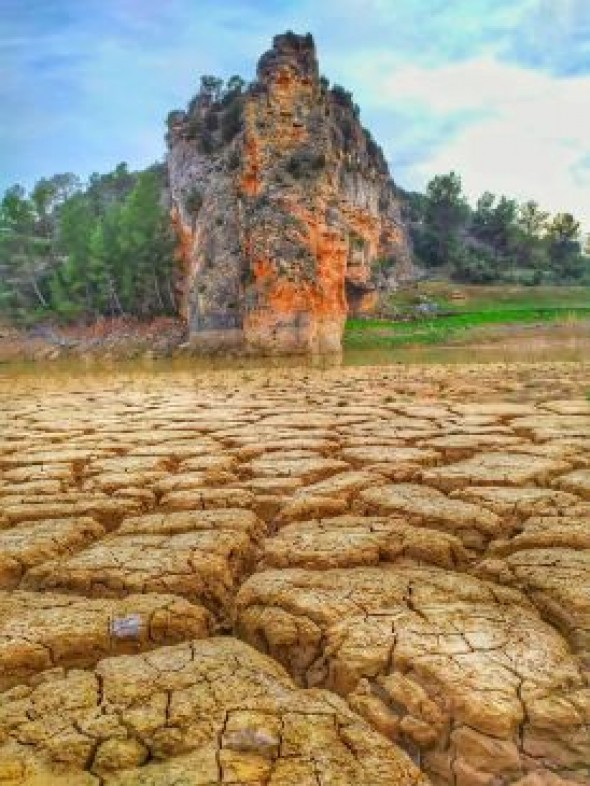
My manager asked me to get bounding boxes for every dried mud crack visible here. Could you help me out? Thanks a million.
[0,361,589,785]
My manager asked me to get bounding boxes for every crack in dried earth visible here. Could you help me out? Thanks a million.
[0,361,588,785]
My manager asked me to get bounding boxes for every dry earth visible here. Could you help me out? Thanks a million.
[0,361,589,785]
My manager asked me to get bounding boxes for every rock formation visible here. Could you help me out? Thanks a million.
[167,32,413,353]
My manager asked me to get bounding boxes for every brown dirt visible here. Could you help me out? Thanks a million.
[0,361,589,785]
[0,317,185,363]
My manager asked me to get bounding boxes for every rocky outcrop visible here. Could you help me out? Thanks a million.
[167,32,413,353]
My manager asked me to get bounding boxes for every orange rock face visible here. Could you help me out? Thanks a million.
[167,32,413,353]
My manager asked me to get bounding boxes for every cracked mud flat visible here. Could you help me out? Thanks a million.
[0,361,589,786]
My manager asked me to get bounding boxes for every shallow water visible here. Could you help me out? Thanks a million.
[1,333,588,386]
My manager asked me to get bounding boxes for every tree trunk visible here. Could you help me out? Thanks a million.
[29,275,48,307]
[153,268,164,311]
[110,279,125,316]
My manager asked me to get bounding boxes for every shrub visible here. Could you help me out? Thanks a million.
[185,188,203,215]
[331,85,354,108]
[166,110,185,129]
[226,149,241,171]
[185,116,203,141]
[372,256,393,271]
[199,130,216,154]
[349,231,366,250]
[364,128,382,166]
[221,99,243,144]
[451,245,499,283]
[286,150,325,178]
[205,111,219,132]
[410,225,442,267]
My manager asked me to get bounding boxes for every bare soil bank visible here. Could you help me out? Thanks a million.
[2,314,590,367]
[0,317,186,364]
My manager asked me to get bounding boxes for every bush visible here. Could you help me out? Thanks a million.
[185,116,203,141]
[451,245,499,283]
[166,110,185,129]
[205,111,219,132]
[199,130,216,154]
[512,269,544,286]
[371,256,393,272]
[349,231,365,250]
[553,252,589,282]
[185,188,203,215]
[221,75,245,106]
[363,129,382,165]
[331,85,354,109]
[286,150,325,178]
[226,149,241,171]
[221,99,243,144]
[410,225,442,267]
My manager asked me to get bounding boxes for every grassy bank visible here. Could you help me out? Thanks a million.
[386,282,589,313]
[344,284,590,349]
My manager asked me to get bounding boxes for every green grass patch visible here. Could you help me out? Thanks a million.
[345,283,590,349]
[344,306,590,349]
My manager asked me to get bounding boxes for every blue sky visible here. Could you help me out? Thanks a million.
[2,0,589,229]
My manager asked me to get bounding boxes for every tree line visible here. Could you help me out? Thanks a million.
[401,172,590,284]
[0,163,176,325]
[1,163,588,328]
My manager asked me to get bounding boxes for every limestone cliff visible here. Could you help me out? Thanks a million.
[167,32,413,353]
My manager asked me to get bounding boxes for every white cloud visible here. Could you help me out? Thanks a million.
[372,57,590,231]
[2,0,589,244]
